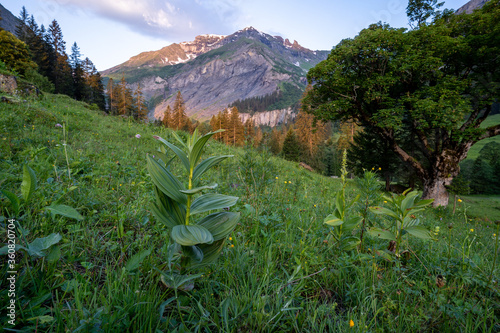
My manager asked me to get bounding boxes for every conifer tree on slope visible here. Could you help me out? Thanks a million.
[163,105,172,128]
[172,91,188,130]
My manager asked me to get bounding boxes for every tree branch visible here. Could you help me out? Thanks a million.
[477,124,500,141]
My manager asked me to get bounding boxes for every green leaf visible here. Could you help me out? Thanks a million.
[340,236,360,251]
[154,136,190,172]
[26,233,62,257]
[125,249,152,271]
[147,154,187,204]
[45,204,84,221]
[370,206,400,220]
[46,245,61,262]
[152,186,185,228]
[343,215,363,232]
[182,245,204,263]
[190,193,239,215]
[335,190,344,215]
[401,190,419,213]
[405,225,433,240]
[367,227,396,241]
[171,225,214,246]
[413,198,434,208]
[324,214,343,227]
[188,239,226,269]
[171,131,189,150]
[180,184,218,195]
[190,130,223,170]
[21,164,37,202]
[192,155,232,181]
[1,189,20,216]
[198,212,240,241]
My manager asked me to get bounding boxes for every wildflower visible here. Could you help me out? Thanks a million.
[314,204,317,208]
[230,244,234,248]
[470,229,474,232]
[378,167,381,170]
[135,134,141,139]
[458,198,462,202]
[276,176,278,180]
[229,237,232,241]
[384,200,387,203]
[55,123,63,128]
[349,320,354,328]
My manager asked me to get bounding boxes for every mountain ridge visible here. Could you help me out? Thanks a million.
[102,27,329,122]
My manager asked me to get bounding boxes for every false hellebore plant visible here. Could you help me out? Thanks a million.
[147,129,240,275]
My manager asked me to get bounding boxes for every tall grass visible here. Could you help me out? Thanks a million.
[0,94,498,332]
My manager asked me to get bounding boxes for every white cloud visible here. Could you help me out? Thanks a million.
[44,0,243,40]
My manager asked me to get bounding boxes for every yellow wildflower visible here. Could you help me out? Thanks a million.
[470,229,474,232]
[458,198,462,202]
[349,319,354,328]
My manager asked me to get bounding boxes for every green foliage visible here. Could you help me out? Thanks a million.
[23,69,55,93]
[148,129,240,270]
[0,30,37,76]
[324,150,361,251]
[406,0,446,27]
[369,190,434,255]
[0,92,499,332]
[1,164,83,220]
[281,128,300,162]
[303,3,500,205]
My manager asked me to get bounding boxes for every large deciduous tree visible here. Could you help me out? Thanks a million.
[302,2,500,206]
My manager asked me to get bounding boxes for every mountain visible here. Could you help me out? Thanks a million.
[0,3,21,35]
[456,0,489,14]
[102,27,329,122]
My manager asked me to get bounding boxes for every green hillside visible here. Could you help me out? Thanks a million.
[0,93,499,331]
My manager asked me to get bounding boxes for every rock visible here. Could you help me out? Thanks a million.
[0,74,18,94]
[240,108,296,127]
[299,162,315,172]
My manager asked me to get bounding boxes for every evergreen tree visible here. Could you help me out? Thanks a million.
[269,128,282,155]
[228,107,245,146]
[48,20,72,95]
[294,110,327,159]
[70,42,85,100]
[134,83,148,120]
[116,76,134,116]
[163,105,172,127]
[106,78,117,114]
[282,128,301,161]
[254,127,263,148]
[15,7,29,42]
[172,91,188,130]
[244,118,255,142]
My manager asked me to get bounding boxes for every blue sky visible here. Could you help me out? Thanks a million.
[2,0,469,71]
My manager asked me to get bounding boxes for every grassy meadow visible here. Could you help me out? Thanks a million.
[0,93,499,332]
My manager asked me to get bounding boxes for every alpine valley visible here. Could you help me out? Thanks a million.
[101,27,330,125]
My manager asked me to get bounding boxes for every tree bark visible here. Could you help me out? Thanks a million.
[422,176,451,207]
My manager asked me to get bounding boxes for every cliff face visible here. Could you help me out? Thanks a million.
[103,27,329,123]
[239,108,296,127]
[456,0,489,14]
[0,4,21,35]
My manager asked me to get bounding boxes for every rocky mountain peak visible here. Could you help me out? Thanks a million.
[179,34,226,56]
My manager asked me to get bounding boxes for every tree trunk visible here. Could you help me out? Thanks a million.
[422,176,451,207]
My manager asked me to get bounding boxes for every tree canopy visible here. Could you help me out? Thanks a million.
[302,1,500,206]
